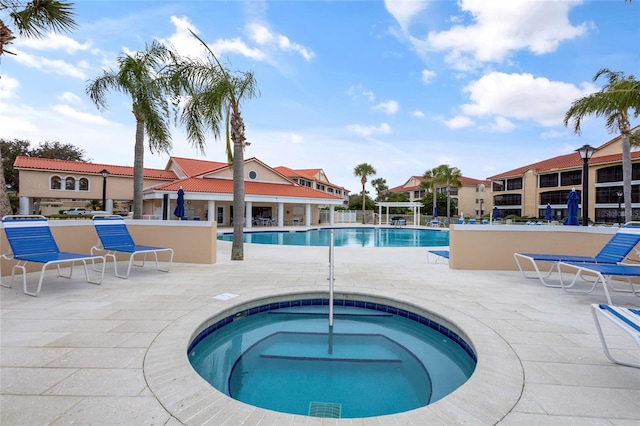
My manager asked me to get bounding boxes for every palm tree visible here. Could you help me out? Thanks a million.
[170,31,258,261]
[431,164,463,224]
[353,163,376,224]
[420,168,438,218]
[86,41,175,220]
[1,0,77,56]
[371,177,388,202]
[564,68,640,222]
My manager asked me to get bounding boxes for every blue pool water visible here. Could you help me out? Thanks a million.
[188,299,476,418]
[217,227,449,247]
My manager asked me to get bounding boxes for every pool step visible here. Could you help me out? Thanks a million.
[309,402,341,418]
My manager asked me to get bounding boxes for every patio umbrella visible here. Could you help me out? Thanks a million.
[563,189,580,226]
[433,206,438,219]
[492,206,499,219]
[174,187,185,219]
[545,203,552,221]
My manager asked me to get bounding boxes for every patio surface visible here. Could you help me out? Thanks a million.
[1,236,639,425]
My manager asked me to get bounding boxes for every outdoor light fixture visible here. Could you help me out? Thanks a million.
[576,144,596,226]
[100,169,109,213]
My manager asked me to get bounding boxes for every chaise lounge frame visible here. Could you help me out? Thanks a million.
[91,215,174,279]
[0,215,105,296]
[591,303,640,368]
[513,222,640,287]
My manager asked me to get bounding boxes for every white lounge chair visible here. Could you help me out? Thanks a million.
[91,215,173,278]
[591,304,640,368]
[1,215,105,296]
[514,222,640,287]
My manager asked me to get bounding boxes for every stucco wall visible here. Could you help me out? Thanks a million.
[1,219,217,277]
[449,224,619,270]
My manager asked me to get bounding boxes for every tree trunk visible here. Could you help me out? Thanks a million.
[133,115,145,220]
[231,111,246,261]
[621,132,632,222]
[0,151,13,217]
[361,180,366,224]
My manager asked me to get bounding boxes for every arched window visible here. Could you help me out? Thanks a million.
[79,178,89,191]
[65,177,75,191]
[50,176,62,190]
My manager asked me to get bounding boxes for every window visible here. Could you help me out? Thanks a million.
[596,185,640,203]
[317,184,325,191]
[539,173,558,188]
[494,194,522,206]
[448,187,458,196]
[50,176,62,190]
[597,164,640,183]
[79,178,89,191]
[327,187,334,194]
[65,177,75,190]
[248,170,257,180]
[506,178,523,190]
[560,170,582,186]
[492,180,505,192]
[540,190,580,205]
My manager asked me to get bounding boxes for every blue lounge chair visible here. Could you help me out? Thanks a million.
[556,262,640,304]
[591,304,640,368]
[428,250,450,264]
[513,222,640,287]
[0,215,105,296]
[91,215,174,278]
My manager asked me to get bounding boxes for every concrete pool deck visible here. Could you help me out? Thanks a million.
[1,238,639,425]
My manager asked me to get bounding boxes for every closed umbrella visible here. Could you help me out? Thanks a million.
[545,203,552,221]
[492,206,499,220]
[174,187,185,219]
[433,206,438,219]
[564,189,580,226]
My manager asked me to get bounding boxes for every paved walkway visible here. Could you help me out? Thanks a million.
[1,240,639,425]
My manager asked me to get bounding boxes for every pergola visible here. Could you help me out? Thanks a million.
[375,202,423,226]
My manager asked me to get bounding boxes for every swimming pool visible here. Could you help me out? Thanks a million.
[217,227,449,247]
[188,299,476,418]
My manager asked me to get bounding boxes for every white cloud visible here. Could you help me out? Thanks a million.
[0,75,20,99]
[346,123,392,137]
[487,116,515,133]
[460,71,596,127]
[421,69,436,84]
[51,105,111,125]
[16,32,93,54]
[246,23,314,61]
[444,115,475,129]
[58,92,82,104]
[10,50,86,79]
[413,0,589,70]
[384,0,429,32]
[347,85,376,102]
[372,100,399,115]
[411,110,425,118]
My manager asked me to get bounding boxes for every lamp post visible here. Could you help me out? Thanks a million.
[100,169,109,212]
[576,144,596,226]
[478,183,485,217]
[617,190,623,226]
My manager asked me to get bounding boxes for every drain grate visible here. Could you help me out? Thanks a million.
[308,401,341,418]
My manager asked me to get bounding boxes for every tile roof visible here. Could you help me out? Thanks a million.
[274,166,348,191]
[169,156,228,177]
[389,176,484,192]
[488,150,640,179]
[151,177,343,200]
[13,156,176,179]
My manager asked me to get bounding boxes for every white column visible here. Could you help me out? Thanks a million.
[305,204,312,226]
[207,200,216,222]
[19,196,30,215]
[378,204,382,225]
[329,205,335,225]
[245,201,252,228]
[106,199,114,214]
[277,202,284,227]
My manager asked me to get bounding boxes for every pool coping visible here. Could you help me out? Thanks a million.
[144,287,523,424]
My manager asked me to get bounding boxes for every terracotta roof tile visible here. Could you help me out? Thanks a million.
[13,156,176,179]
[151,177,343,200]
[169,156,227,177]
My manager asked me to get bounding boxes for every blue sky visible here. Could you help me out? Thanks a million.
[1,0,638,194]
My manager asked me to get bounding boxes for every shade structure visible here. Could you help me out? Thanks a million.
[174,188,185,219]
[433,206,438,218]
[545,204,552,221]
[492,206,499,219]
[563,189,580,226]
